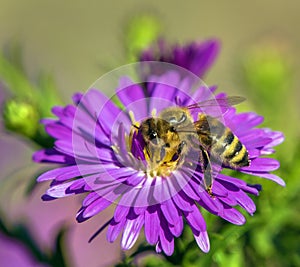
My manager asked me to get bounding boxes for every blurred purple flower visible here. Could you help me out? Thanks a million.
[140,39,220,77]
[33,69,284,256]
[0,233,49,267]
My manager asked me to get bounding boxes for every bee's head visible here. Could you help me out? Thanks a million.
[140,118,160,145]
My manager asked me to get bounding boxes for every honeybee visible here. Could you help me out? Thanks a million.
[133,96,250,196]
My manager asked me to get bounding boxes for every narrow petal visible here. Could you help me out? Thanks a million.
[174,172,200,200]
[159,222,174,256]
[82,191,100,207]
[46,181,77,198]
[45,122,72,140]
[219,205,246,225]
[198,191,222,214]
[236,193,256,215]
[172,191,193,212]
[37,164,103,182]
[240,158,280,172]
[116,78,148,119]
[155,241,162,253]
[121,215,144,250]
[33,149,75,164]
[194,231,210,253]
[184,204,206,232]
[107,218,126,243]
[240,171,285,186]
[231,112,264,134]
[169,213,183,237]
[161,199,180,225]
[144,206,160,245]
[72,92,83,105]
[262,129,284,148]
[81,197,113,219]
[114,205,130,223]
[216,181,256,215]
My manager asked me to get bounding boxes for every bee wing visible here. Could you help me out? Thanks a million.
[175,118,212,136]
[187,96,245,109]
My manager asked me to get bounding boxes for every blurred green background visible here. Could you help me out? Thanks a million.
[0,1,299,267]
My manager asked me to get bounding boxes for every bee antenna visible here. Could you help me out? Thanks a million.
[133,124,139,129]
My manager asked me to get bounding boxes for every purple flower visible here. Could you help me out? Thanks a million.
[0,233,49,267]
[33,67,284,256]
[140,39,220,77]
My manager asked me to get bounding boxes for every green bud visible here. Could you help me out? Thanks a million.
[241,42,292,104]
[3,98,40,138]
[124,14,162,61]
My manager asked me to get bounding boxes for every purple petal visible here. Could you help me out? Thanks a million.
[69,178,86,191]
[169,213,183,237]
[114,205,130,223]
[173,39,220,77]
[247,148,261,159]
[33,149,75,164]
[115,173,145,206]
[219,205,246,225]
[194,231,210,253]
[133,206,146,216]
[45,122,71,140]
[261,129,285,150]
[91,183,121,199]
[37,164,103,182]
[216,174,248,188]
[236,193,256,215]
[144,206,160,245]
[172,191,194,212]
[159,221,174,256]
[82,191,100,207]
[174,172,199,200]
[184,204,206,232]
[46,181,77,198]
[198,191,222,214]
[80,196,113,219]
[231,112,264,135]
[148,71,180,98]
[40,118,55,125]
[107,218,126,243]
[240,171,285,186]
[130,130,146,161]
[116,77,148,119]
[121,215,144,250]
[52,105,75,123]
[37,166,74,182]
[72,92,83,105]
[216,181,256,215]
[240,158,280,172]
[241,183,261,196]
[54,140,100,162]
[155,241,162,253]
[79,88,130,136]
[210,181,228,197]
[161,199,180,225]
[242,135,273,149]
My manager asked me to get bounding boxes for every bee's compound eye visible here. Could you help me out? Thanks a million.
[169,126,176,132]
[149,130,158,144]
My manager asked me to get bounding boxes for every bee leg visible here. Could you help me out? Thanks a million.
[200,149,214,197]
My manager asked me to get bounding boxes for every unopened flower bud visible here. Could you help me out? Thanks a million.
[3,98,39,138]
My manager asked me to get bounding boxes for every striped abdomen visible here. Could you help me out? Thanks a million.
[196,114,250,168]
